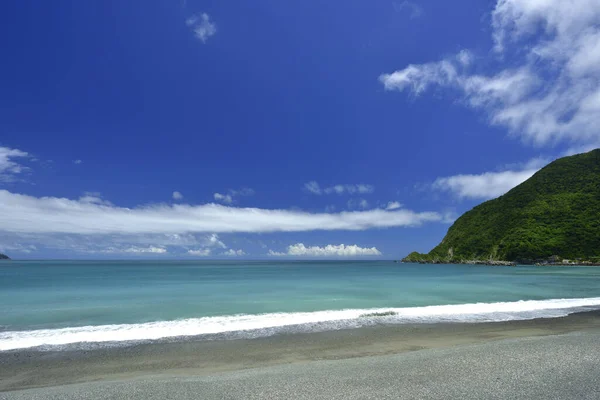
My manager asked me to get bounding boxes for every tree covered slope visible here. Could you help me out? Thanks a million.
[406,149,600,263]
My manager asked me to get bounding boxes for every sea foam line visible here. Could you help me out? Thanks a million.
[2,297,600,351]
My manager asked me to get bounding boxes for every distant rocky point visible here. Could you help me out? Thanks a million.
[0,253,10,260]
[401,255,515,266]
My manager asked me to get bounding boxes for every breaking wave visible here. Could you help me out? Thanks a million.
[2,297,600,351]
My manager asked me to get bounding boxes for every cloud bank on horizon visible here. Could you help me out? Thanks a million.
[0,145,442,256]
[0,186,438,257]
[0,145,442,257]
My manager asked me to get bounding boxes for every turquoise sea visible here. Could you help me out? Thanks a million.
[2,260,600,351]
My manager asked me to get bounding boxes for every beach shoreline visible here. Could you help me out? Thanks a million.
[5,330,599,400]
[2,310,600,393]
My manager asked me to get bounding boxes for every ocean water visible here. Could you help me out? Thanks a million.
[1,260,600,351]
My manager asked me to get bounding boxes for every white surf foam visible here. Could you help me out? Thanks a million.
[2,297,600,351]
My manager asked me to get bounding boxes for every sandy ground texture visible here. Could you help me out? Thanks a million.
[1,311,600,397]
[2,331,600,399]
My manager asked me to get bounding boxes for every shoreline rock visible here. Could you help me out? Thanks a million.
[400,258,516,266]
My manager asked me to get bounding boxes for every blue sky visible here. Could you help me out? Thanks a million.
[1,0,599,258]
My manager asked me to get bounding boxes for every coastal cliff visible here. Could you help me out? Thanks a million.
[0,253,10,260]
[404,149,600,265]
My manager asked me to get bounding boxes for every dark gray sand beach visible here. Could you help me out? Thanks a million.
[2,311,600,399]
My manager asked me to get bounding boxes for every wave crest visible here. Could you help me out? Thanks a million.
[2,297,600,351]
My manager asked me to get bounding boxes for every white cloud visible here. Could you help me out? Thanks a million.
[172,191,183,200]
[514,156,550,171]
[213,188,254,204]
[304,182,374,195]
[186,13,216,43]
[73,160,82,165]
[0,190,442,236]
[101,246,167,254]
[347,198,369,210]
[393,1,423,19]
[231,188,255,196]
[268,243,382,257]
[205,233,227,249]
[385,201,402,210]
[432,168,539,199]
[106,234,222,257]
[379,55,468,95]
[304,181,322,195]
[326,184,374,195]
[456,49,473,67]
[0,243,37,254]
[0,146,29,182]
[0,232,231,256]
[114,233,216,247]
[123,246,166,254]
[222,249,245,256]
[78,192,112,206]
[380,0,600,149]
[213,193,233,204]
[188,248,211,256]
[175,233,227,257]
[562,142,600,157]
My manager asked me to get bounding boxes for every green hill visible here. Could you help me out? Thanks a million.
[405,149,600,264]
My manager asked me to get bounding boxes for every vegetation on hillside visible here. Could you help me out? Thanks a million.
[406,149,600,263]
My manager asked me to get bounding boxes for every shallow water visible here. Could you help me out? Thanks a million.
[2,260,600,350]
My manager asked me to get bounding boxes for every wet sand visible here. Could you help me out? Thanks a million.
[1,310,600,395]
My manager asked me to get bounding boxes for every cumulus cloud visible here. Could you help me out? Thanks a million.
[0,232,230,256]
[78,192,113,206]
[172,191,183,200]
[0,190,442,236]
[433,167,539,199]
[347,199,369,210]
[73,160,82,165]
[304,181,322,195]
[188,248,211,256]
[186,13,216,43]
[0,243,37,254]
[380,0,600,149]
[328,184,374,195]
[0,146,29,182]
[268,243,382,257]
[393,1,423,19]
[432,155,552,199]
[213,188,254,204]
[213,193,233,204]
[304,182,374,195]
[233,188,255,196]
[385,201,402,210]
[222,249,245,256]
[205,233,227,249]
[123,233,221,248]
[183,234,227,256]
[101,246,167,254]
